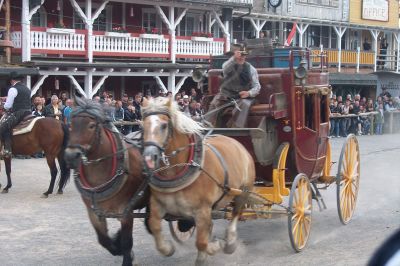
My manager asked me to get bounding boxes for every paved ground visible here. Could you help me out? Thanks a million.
[0,134,399,266]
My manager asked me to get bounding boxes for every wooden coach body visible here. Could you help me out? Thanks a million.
[206,48,331,183]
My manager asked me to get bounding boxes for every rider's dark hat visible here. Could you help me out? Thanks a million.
[9,71,24,80]
[225,43,250,56]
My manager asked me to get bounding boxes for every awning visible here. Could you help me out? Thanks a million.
[0,64,39,76]
[329,73,378,86]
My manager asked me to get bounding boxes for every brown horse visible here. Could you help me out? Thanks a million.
[142,98,256,266]
[1,117,70,197]
[64,98,148,266]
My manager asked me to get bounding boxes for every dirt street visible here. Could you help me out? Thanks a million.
[0,134,399,266]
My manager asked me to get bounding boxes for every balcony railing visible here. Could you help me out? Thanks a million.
[310,48,400,72]
[11,27,226,60]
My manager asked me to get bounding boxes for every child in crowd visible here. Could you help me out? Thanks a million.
[375,103,384,135]
[32,104,45,117]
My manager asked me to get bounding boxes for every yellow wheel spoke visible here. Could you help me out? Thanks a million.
[292,216,301,233]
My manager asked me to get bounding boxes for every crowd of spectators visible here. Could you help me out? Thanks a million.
[329,88,400,137]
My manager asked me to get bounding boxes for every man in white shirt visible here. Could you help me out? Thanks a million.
[0,72,32,156]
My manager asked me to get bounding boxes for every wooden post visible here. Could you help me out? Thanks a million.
[4,0,11,63]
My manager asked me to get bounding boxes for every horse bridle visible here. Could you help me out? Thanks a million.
[67,114,102,163]
[142,110,173,152]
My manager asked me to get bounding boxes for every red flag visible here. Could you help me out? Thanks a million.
[285,23,297,46]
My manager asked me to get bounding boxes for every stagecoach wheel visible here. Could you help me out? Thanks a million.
[168,220,195,244]
[288,173,312,252]
[336,134,360,225]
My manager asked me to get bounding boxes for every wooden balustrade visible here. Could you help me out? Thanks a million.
[176,37,225,58]
[10,28,226,60]
[311,48,375,67]
[93,34,169,57]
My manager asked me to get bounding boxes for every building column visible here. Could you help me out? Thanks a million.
[156,6,187,64]
[394,33,400,73]
[333,26,347,72]
[296,23,309,48]
[21,0,44,63]
[212,10,230,53]
[370,29,379,72]
[70,0,109,63]
[249,18,266,39]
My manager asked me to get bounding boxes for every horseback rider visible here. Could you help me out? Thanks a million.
[207,43,260,127]
[0,72,32,156]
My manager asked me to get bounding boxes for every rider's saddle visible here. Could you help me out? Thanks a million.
[13,115,44,136]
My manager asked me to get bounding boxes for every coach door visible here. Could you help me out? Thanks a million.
[293,87,329,179]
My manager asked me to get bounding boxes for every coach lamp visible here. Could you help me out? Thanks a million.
[294,57,308,86]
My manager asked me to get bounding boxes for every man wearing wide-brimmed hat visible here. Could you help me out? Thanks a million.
[207,43,260,127]
[0,72,32,156]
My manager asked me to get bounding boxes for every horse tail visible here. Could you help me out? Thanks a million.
[58,123,71,189]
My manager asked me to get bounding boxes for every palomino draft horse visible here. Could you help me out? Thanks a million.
[1,116,70,197]
[64,98,148,266]
[142,98,256,266]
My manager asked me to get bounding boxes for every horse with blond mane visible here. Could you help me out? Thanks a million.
[142,97,255,265]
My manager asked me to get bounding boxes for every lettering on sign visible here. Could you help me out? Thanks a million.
[362,0,389,22]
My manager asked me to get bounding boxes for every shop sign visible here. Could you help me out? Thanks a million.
[362,0,389,22]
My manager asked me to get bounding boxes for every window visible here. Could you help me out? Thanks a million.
[31,7,47,27]
[142,9,162,32]
[296,0,339,7]
[73,5,110,31]
[304,94,316,130]
[178,13,202,36]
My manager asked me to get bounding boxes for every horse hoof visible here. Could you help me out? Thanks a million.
[223,240,238,254]
[57,191,63,195]
[195,252,208,266]
[161,240,175,257]
[41,193,49,198]
[1,188,8,194]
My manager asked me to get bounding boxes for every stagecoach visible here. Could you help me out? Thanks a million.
[169,41,361,252]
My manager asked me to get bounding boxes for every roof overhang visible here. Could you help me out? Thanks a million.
[30,61,209,77]
[329,73,378,86]
[234,11,399,32]
[0,64,39,76]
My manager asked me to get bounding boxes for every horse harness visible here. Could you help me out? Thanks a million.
[70,116,151,219]
[141,109,234,210]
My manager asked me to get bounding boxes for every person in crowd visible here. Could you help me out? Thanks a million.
[329,100,340,137]
[45,95,63,120]
[375,96,383,110]
[63,99,73,126]
[359,105,371,135]
[32,104,45,117]
[181,95,191,117]
[121,93,129,109]
[380,87,391,99]
[133,93,142,121]
[379,38,388,70]
[351,101,362,135]
[363,38,371,51]
[366,98,374,112]
[375,103,384,135]
[167,92,173,98]
[337,95,343,104]
[190,88,201,102]
[32,96,41,112]
[59,92,68,107]
[123,104,137,135]
[384,99,396,111]
[113,100,125,133]
[93,95,101,102]
[340,99,351,137]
